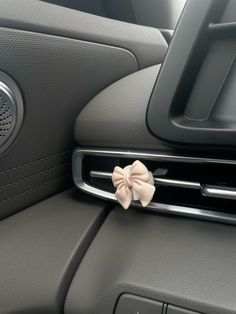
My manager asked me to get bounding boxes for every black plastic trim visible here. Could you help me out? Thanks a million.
[147,0,231,148]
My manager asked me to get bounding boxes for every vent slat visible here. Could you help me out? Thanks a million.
[90,170,236,201]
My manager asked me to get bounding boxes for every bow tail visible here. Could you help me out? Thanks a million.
[132,180,156,207]
[115,184,133,210]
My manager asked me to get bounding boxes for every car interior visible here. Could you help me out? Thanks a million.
[1,0,236,313]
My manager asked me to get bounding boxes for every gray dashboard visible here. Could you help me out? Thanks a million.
[65,207,236,314]
[0,1,236,314]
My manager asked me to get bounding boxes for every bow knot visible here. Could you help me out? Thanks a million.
[112,160,155,209]
[123,171,133,188]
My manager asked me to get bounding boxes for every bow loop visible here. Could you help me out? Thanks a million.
[130,160,150,182]
[112,166,125,187]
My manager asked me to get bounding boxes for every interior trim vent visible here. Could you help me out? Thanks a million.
[73,148,236,225]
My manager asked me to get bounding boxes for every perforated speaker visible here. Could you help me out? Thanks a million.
[0,72,23,155]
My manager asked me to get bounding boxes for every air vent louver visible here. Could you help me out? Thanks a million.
[73,149,236,225]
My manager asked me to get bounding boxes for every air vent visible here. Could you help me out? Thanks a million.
[73,149,236,225]
[0,72,24,155]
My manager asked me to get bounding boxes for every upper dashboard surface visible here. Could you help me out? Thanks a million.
[0,0,167,69]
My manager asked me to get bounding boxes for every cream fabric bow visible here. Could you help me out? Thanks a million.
[112,160,155,209]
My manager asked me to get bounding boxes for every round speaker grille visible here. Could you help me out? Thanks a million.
[0,72,23,155]
[0,84,15,144]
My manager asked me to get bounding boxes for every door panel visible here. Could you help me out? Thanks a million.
[0,0,167,218]
[0,26,139,217]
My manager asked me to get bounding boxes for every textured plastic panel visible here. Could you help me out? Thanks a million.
[65,208,236,314]
[0,0,168,69]
[0,27,138,217]
[75,65,167,149]
[0,189,108,314]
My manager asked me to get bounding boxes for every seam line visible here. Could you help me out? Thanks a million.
[0,150,72,175]
[0,174,71,204]
[0,161,71,190]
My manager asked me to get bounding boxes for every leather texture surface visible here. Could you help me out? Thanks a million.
[65,207,236,314]
[0,0,168,69]
[75,65,171,149]
[0,26,138,217]
[0,188,108,314]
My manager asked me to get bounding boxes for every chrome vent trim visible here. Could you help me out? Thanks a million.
[90,170,236,201]
[90,170,201,190]
[73,148,236,225]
